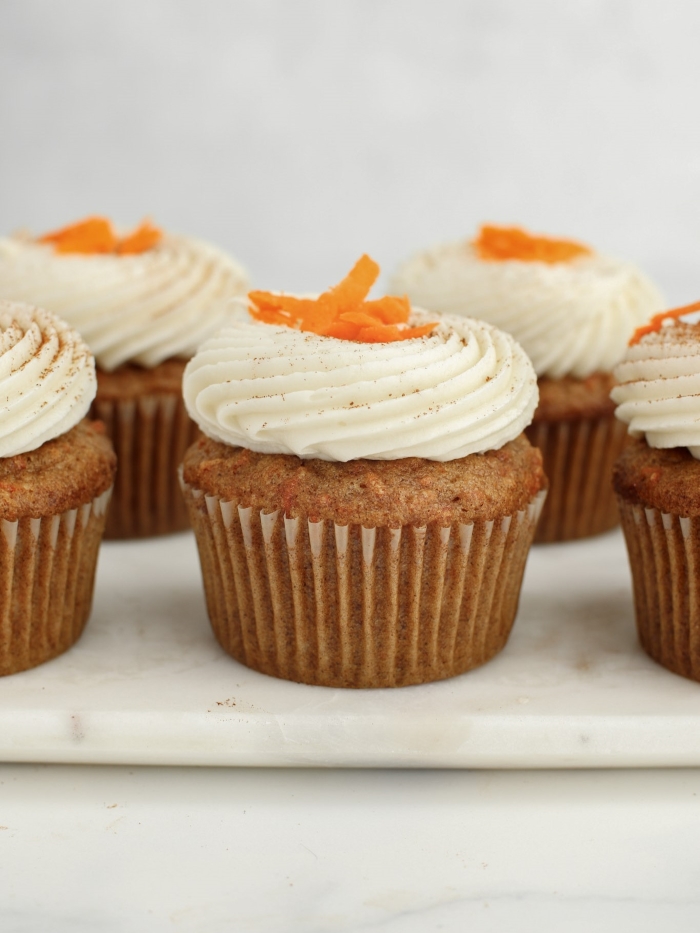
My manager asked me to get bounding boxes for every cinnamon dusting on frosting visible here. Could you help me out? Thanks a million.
[629,299,700,345]
[249,255,436,343]
[0,300,97,458]
[613,316,700,459]
[38,216,163,255]
[183,309,539,462]
[473,224,592,264]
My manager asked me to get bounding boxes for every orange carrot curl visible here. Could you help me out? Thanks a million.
[38,216,162,255]
[630,300,700,345]
[248,255,437,344]
[473,224,592,264]
[115,220,162,254]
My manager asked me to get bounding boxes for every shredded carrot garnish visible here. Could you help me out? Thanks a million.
[473,224,592,264]
[338,310,385,328]
[249,255,437,344]
[321,253,379,312]
[395,322,437,340]
[324,321,364,341]
[363,295,411,324]
[630,300,700,345]
[38,216,162,256]
[115,220,163,255]
[38,217,117,254]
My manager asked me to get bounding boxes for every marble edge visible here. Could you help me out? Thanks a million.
[2,710,700,768]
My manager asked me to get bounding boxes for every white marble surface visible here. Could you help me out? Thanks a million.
[2,764,700,932]
[1,528,700,768]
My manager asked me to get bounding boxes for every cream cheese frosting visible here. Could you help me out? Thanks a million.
[0,233,249,371]
[612,320,700,459]
[0,300,96,458]
[183,309,538,462]
[391,241,664,380]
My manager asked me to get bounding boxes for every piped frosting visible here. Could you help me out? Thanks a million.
[391,227,664,379]
[183,308,538,462]
[612,315,700,458]
[0,300,96,458]
[0,229,249,371]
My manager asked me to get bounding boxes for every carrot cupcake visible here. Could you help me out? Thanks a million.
[0,300,115,675]
[391,224,664,542]
[181,256,546,688]
[612,301,700,682]
[0,217,249,538]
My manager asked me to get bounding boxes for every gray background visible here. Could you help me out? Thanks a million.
[1,0,698,298]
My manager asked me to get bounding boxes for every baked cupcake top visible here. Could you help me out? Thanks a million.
[0,300,96,458]
[183,255,538,462]
[612,301,700,458]
[0,216,249,372]
[391,224,664,380]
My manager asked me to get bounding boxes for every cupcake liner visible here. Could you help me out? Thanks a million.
[618,497,700,682]
[526,413,628,543]
[182,473,546,688]
[92,393,199,539]
[0,487,112,676]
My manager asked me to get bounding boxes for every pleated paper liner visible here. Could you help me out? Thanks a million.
[182,473,546,688]
[92,393,199,539]
[618,497,700,682]
[0,487,112,676]
[526,413,628,543]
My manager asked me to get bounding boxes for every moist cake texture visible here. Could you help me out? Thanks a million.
[183,433,545,528]
[0,421,115,521]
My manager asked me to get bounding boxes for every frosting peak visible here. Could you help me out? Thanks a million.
[0,300,96,458]
[183,310,538,462]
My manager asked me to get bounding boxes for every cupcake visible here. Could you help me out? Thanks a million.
[612,300,700,682]
[0,216,249,538]
[0,300,115,675]
[391,224,664,542]
[180,255,546,688]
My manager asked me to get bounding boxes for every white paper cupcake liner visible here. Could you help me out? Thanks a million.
[92,393,198,539]
[182,473,546,688]
[0,487,112,676]
[618,497,700,681]
[527,413,628,542]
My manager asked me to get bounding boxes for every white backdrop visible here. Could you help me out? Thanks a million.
[1,0,699,299]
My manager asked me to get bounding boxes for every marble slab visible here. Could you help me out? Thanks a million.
[1,528,700,768]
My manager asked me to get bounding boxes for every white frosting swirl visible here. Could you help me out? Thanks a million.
[612,322,700,458]
[0,233,249,371]
[0,300,96,458]
[183,310,538,462]
[391,241,664,379]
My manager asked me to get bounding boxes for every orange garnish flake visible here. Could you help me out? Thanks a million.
[473,224,592,264]
[38,217,117,254]
[248,255,437,343]
[38,216,162,255]
[115,220,163,255]
[630,300,700,345]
